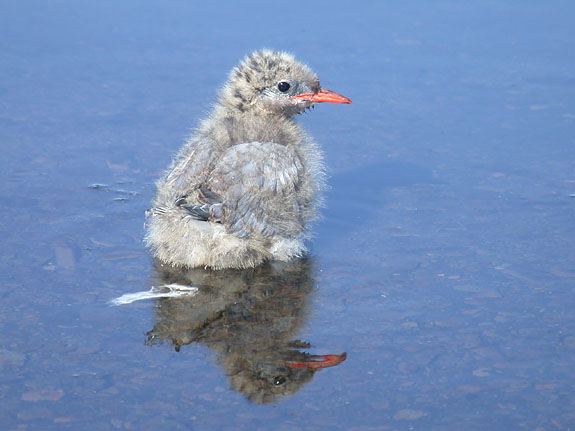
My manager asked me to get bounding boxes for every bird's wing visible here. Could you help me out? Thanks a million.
[179,187,223,222]
[202,141,305,238]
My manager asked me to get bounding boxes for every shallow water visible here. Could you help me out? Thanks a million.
[1,1,575,430]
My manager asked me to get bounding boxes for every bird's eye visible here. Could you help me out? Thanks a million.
[277,81,290,93]
[273,375,287,386]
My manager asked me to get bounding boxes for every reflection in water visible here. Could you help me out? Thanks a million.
[146,258,346,404]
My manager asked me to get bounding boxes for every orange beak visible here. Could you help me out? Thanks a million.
[290,87,352,104]
[285,352,347,369]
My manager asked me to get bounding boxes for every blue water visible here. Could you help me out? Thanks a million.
[1,1,574,430]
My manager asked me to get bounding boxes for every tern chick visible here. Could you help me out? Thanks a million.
[145,50,351,269]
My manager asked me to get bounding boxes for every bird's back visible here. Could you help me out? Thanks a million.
[146,111,325,269]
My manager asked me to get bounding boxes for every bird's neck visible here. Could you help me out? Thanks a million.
[214,103,293,121]
[209,105,303,148]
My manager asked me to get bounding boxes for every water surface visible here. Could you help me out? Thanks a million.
[1,1,574,430]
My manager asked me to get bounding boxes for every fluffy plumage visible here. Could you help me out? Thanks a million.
[145,50,350,269]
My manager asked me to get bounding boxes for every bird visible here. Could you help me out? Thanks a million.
[145,49,351,270]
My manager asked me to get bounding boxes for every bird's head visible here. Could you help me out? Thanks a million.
[218,49,351,116]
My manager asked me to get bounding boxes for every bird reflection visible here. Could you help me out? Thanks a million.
[146,257,346,404]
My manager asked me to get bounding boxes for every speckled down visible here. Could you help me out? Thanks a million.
[145,50,333,269]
